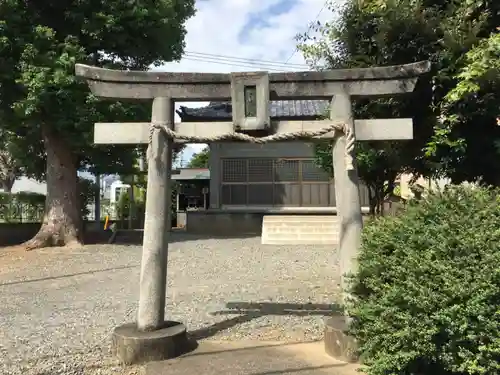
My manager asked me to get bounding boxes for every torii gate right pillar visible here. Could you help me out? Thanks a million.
[324,93,364,363]
[331,93,363,299]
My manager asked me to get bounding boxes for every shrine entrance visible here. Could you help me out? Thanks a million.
[75,60,430,365]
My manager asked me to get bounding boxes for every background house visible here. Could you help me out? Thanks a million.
[8,177,47,195]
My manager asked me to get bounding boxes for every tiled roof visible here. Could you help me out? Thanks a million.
[177,100,329,120]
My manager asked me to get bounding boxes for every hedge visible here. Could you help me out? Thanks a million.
[348,185,500,375]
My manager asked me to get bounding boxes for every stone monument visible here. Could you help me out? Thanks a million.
[75,61,431,364]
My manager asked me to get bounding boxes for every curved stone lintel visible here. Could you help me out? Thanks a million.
[75,60,431,84]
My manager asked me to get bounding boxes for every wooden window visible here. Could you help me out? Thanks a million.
[220,157,340,207]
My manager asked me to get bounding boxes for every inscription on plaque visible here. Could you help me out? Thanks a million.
[231,72,270,131]
[244,85,257,117]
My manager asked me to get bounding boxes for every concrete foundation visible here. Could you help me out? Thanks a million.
[186,210,264,235]
[185,209,370,236]
[0,222,112,247]
[324,316,359,363]
[111,321,193,365]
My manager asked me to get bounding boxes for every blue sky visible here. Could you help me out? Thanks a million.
[153,0,335,165]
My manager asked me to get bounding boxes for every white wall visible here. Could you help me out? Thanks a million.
[9,177,47,195]
[399,173,451,199]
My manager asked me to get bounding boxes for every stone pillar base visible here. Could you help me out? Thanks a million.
[324,316,359,363]
[112,321,195,365]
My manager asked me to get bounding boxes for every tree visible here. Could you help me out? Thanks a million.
[297,0,499,205]
[314,141,404,215]
[0,130,22,193]
[427,31,500,184]
[0,151,18,193]
[187,147,210,168]
[298,0,441,213]
[0,0,196,249]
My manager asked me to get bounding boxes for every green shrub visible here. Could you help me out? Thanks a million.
[116,190,131,222]
[348,185,500,375]
[115,190,146,227]
[0,191,45,222]
[393,184,401,197]
[14,191,46,206]
[78,177,99,218]
[0,191,45,205]
[0,195,19,222]
[0,192,11,205]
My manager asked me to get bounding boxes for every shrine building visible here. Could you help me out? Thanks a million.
[176,100,370,235]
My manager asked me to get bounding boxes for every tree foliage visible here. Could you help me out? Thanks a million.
[0,191,45,223]
[428,31,500,183]
[187,147,210,169]
[297,0,500,207]
[298,0,440,212]
[0,0,196,248]
[0,0,195,177]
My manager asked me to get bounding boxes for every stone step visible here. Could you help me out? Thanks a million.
[261,215,340,245]
[263,215,337,222]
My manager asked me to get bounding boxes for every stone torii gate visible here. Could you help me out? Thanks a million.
[75,61,430,364]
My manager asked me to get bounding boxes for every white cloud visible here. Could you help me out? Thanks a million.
[156,0,331,74]
[151,0,336,164]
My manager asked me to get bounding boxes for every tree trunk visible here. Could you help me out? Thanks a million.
[0,167,16,193]
[372,182,385,216]
[379,189,385,215]
[0,179,14,193]
[368,186,376,216]
[22,127,83,250]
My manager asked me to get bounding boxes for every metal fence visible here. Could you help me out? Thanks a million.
[85,203,113,221]
[0,202,115,223]
[0,202,45,223]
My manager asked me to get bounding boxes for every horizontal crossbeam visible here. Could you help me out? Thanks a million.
[85,79,418,100]
[93,119,413,144]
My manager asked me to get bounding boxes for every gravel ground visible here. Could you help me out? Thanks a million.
[0,234,341,375]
